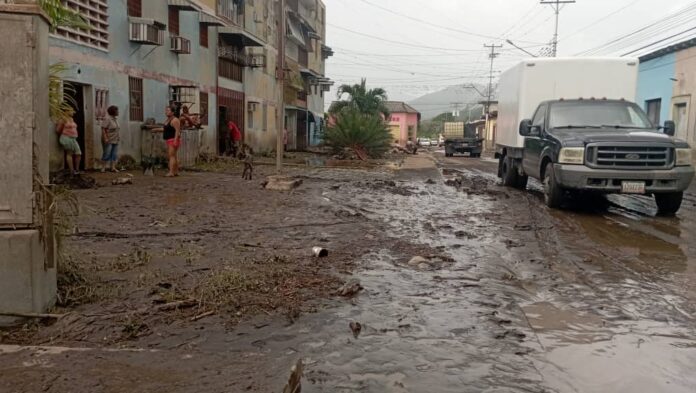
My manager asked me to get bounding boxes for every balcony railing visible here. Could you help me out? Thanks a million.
[218,46,248,65]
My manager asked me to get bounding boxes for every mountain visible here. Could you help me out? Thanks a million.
[408,84,494,120]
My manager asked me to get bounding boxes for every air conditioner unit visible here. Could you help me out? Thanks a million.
[129,21,165,45]
[170,36,191,54]
[248,102,258,111]
[248,54,266,68]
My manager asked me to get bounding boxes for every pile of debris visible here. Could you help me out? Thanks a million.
[50,172,97,190]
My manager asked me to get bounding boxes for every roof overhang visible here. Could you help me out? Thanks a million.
[300,68,322,79]
[199,12,225,26]
[218,26,265,47]
[129,16,166,29]
[168,0,200,11]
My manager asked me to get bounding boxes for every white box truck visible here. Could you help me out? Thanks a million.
[496,58,694,215]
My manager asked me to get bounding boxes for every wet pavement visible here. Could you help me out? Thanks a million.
[2,151,696,392]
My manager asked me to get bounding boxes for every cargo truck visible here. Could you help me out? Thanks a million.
[443,121,483,157]
[496,58,694,215]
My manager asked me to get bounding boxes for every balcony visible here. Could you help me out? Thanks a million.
[217,0,244,27]
[218,46,248,65]
[129,17,165,45]
[170,36,191,54]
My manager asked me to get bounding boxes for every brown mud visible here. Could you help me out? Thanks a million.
[2,152,696,392]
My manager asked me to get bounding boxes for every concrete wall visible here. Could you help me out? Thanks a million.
[637,53,675,126]
[49,0,220,170]
[673,47,696,146]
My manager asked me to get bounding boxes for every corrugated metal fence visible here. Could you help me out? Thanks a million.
[142,128,202,168]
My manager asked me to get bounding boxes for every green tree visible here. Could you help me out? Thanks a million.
[324,109,392,160]
[330,78,390,118]
[39,0,90,31]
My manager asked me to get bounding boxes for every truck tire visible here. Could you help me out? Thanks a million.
[543,162,564,208]
[501,157,518,187]
[515,174,529,190]
[655,192,683,216]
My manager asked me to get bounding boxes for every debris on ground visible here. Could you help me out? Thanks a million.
[425,178,436,185]
[312,247,329,257]
[50,172,97,189]
[349,321,362,338]
[337,279,363,297]
[112,175,133,185]
[455,230,478,239]
[282,359,304,393]
[263,175,303,191]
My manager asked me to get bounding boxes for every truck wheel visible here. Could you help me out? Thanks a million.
[543,162,564,208]
[501,157,518,187]
[515,175,529,190]
[655,192,683,216]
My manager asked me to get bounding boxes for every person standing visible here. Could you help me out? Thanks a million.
[152,105,182,177]
[227,120,242,157]
[57,114,82,175]
[100,106,121,172]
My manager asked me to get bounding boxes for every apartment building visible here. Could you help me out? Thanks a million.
[48,0,332,171]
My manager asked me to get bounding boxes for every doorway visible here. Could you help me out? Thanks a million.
[297,110,307,151]
[218,106,228,155]
[673,102,689,141]
[64,82,86,171]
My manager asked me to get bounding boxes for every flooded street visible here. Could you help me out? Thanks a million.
[2,153,696,392]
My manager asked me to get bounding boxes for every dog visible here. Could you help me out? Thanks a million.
[241,144,254,180]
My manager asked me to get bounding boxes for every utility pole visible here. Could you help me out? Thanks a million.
[484,43,502,116]
[276,0,286,172]
[541,0,576,57]
[450,102,463,118]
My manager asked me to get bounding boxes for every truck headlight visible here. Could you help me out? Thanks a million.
[559,148,585,165]
[676,148,692,166]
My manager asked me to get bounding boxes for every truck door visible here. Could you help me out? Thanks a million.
[523,104,547,179]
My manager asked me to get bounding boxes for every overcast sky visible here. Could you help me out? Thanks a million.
[323,0,696,106]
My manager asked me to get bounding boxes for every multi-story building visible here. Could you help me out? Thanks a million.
[48,0,332,171]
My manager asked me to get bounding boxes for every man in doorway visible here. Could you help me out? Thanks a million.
[227,120,242,157]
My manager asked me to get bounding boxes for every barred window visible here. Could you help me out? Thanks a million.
[128,0,142,17]
[200,92,209,125]
[54,0,109,51]
[129,77,143,121]
[95,89,109,122]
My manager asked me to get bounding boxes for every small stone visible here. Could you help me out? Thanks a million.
[408,256,429,266]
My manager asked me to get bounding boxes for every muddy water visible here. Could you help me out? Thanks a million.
[236,159,696,392]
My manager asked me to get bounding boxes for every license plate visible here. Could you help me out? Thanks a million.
[621,181,646,194]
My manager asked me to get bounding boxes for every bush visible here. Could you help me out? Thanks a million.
[324,110,392,160]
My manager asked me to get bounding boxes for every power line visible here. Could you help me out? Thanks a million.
[622,26,696,56]
[355,0,546,44]
[576,2,696,55]
[541,0,576,57]
[560,0,644,43]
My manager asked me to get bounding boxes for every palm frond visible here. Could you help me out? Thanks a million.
[39,0,91,31]
[49,63,77,122]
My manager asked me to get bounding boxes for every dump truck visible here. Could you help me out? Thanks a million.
[443,121,483,157]
[496,57,694,215]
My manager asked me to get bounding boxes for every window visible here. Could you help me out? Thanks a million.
[218,0,244,26]
[262,103,268,131]
[248,110,254,129]
[219,58,243,82]
[673,102,689,139]
[532,104,547,129]
[170,86,198,106]
[646,99,661,126]
[200,92,209,125]
[129,77,143,121]
[169,7,180,35]
[95,89,109,122]
[200,24,209,48]
[54,0,109,51]
[128,0,142,17]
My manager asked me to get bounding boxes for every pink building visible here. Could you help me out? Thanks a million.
[384,102,421,147]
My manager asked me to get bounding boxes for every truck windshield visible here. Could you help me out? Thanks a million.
[548,101,654,130]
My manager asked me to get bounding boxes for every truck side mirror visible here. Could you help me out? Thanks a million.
[664,120,676,136]
[519,119,532,136]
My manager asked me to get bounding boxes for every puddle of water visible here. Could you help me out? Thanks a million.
[536,332,696,393]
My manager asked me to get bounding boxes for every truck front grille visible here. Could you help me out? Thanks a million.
[585,143,674,170]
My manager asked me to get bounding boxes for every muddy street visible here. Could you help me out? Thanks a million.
[2,154,696,392]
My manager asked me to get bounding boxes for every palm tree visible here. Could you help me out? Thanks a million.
[39,0,90,31]
[330,79,390,118]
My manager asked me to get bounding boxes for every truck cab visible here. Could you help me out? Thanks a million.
[506,98,694,215]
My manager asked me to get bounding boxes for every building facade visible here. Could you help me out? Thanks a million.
[637,38,696,151]
[385,101,420,147]
[49,0,332,171]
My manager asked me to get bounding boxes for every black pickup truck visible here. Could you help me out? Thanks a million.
[497,99,695,215]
